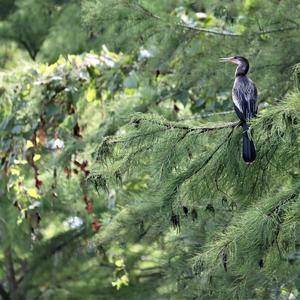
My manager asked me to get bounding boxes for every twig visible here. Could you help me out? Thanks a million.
[254,26,299,35]
[134,2,299,37]
[136,272,163,278]
[175,22,239,36]
[178,110,234,121]
[162,124,237,208]
[103,119,240,147]
[131,117,240,133]
[191,125,237,176]
[179,103,269,122]
[133,2,239,37]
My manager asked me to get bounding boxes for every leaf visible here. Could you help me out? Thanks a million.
[120,274,129,286]
[123,75,138,88]
[27,188,41,199]
[111,280,121,290]
[10,166,20,176]
[26,140,34,149]
[124,88,136,96]
[17,216,23,225]
[33,154,41,162]
[11,125,22,134]
[176,91,189,106]
[39,64,47,74]
[112,274,129,290]
[86,82,96,102]
[45,103,60,116]
[115,259,125,268]
[57,55,66,65]
[75,56,82,66]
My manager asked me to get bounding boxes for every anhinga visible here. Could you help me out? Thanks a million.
[220,56,258,163]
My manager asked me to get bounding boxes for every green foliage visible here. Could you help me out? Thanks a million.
[91,88,300,298]
[0,50,142,299]
[0,0,99,63]
[1,0,300,299]
[82,0,300,103]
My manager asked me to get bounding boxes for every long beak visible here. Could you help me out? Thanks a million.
[219,57,236,63]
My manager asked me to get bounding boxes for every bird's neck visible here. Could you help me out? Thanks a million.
[235,63,249,77]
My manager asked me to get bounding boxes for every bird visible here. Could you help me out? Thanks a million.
[220,56,258,163]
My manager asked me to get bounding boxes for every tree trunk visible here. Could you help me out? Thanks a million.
[4,248,24,300]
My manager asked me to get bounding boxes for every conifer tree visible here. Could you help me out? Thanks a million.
[82,0,300,298]
[0,1,300,299]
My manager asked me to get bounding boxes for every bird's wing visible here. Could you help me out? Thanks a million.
[232,79,257,121]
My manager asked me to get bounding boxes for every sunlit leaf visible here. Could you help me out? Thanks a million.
[124,88,136,96]
[39,64,47,74]
[86,81,96,102]
[17,216,23,225]
[75,56,82,66]
[10,166,20,176]
[27,188,41,199]
[115,259,125,268]
[120,274,129,286]
[26,140,34,149]
[57,55,66,65]
[33,154,41,162]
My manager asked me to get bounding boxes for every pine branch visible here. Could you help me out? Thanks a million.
[178,103,269,121]
[194,187,300,273]
[180,124,237,177]
[133,2,239,37]
[161,124,237,208]
[180,25,300,37]
[99,118,240,150]
[133,2,299,37]
[255,26,300,35]
[131,117,240,133]
[175,23,240,37]
[178,110,234,121]
[100,119,240,151]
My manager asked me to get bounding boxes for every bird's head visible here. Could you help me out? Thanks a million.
[219,56,249,76]
[219,56,248,65]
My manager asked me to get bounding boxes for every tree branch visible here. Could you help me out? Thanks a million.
[175,22,240,36]
[0,283,10,300]
[188,125,237,176]
[133,2,239,36]
[254,26,300,35]
[161,124,237,208]
[133,2,300,37]
[178,110,234,121]
[131,117,241,133]
[136,272,163,278]
[4,247,23,300]
[102,118,240,148]
[178,102,269,122]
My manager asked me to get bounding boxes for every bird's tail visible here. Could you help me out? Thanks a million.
[242,123,256,163]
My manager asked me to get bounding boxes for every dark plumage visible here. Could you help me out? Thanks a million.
[220,56,258,163]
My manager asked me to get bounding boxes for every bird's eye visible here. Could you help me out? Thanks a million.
[233,56,237,59]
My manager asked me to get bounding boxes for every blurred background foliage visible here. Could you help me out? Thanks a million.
[0,0,300,299]
[0,0,101,65]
